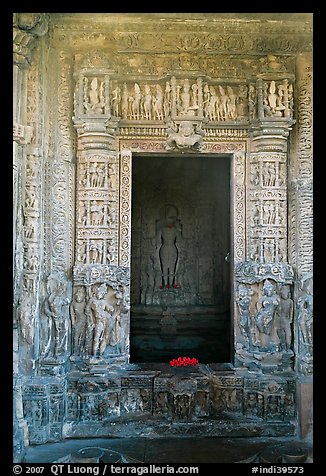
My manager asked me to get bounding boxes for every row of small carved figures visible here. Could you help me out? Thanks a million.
[76,77,293,120]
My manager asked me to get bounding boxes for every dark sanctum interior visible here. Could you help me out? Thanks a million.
[130,154,231,363]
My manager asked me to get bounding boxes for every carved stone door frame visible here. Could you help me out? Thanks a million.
[119,137,248,365]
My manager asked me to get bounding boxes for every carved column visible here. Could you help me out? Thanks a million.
[72,68,129,368]
[234,74,296,373]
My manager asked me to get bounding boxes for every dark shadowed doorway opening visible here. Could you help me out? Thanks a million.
[130,154,231,363]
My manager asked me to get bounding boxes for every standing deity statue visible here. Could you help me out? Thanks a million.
[153,84,164,120]
[276,285,293,352]
[155,205,182,288]
[121,83,129,119]
[17,293,35,345]
[143,84,152,119]
[298,276,313,352]
[90,284,115,356]
[44,275,71,358]
[255,280,280,349]
[180,79,191,114]
[70,286,87,355]
[111,85,121,117]
[236,284,254,342]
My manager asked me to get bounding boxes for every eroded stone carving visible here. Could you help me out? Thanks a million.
[255,280,280,350]
[235,262,294,371]
[166,120,204,151]
[42,274,71,359]
[17,293,36,345]
[276,285,294,352]
[257,79,294,119]
[297,273,313,375]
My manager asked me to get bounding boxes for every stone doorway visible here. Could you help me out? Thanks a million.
[130,154,231,363]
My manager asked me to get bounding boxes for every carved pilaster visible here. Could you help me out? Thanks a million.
[235,74,296,372]
[72,67,129,367]
[290,53,313,375]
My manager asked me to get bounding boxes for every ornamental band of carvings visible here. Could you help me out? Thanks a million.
[73,74,294,125]
[247,152,288,264]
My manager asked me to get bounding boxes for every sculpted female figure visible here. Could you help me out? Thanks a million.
[255,280,280,349]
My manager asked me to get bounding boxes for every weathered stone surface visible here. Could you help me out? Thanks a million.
[13,13,312,460]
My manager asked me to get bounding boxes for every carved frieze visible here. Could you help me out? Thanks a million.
[247,151,288,264]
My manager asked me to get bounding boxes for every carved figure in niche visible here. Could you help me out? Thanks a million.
[95,165,105,188]
[108,164,117,190]
[264,240,275,263]
[70,286,87,355]
[180,79,191,114]
[203,83,210,117]
[17,293,35,344]
[237,85,248,117]
[266,395,282,420]
[174,394,191,420]
[143,84,152,120]
[90,201,104,227]
[206,86,218,121]
[78,203,88,229]
[121,83,129,119]
[298,276,313,350]
[153,84,164,120]
[89,162,98,188]
[245,392,258,415]
[249,241,260,262]
[163,81,171,118]
[131,83,141,119]
[156,205,182,288]
[276,285,293,352]
[283,393,295,418]
[218,85,228,120]
[87,77,104,114]
[250,163,260,186]
[26,159,38,179]
[259,55,286,73]
[90,283,115,356]
[25,185,38,209]
[76,240,86,264]
[154,392,169,415]
[251,203,260,227]
[236,284,254,339]
[267,81,278,114]
[262,82,272,117]
[248,83,257,119]
[111,85,121,117]
[44,275,70,357]
[191,83,198,110]
[23,251,39,271]
[166,120,204,151]
[226,86,237,120]
[275,84,286,116]
[24,215,36,240]
[107,244,116,265]
[255,280,280,349]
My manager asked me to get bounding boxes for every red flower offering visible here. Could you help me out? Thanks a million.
[169,356,199,367]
